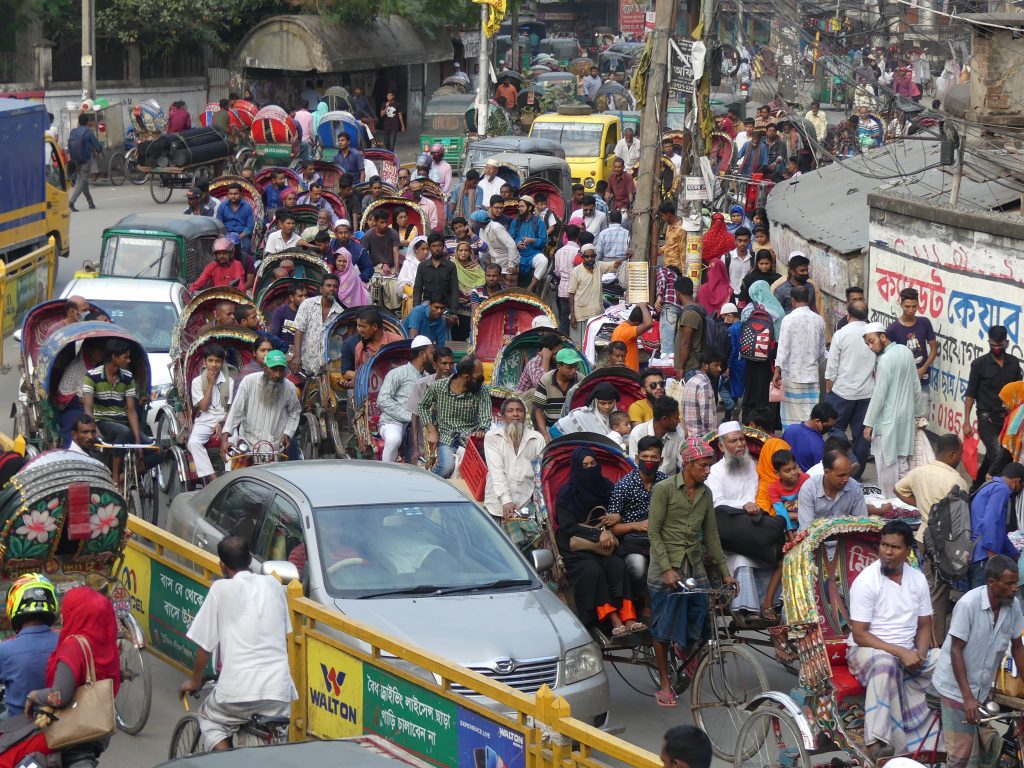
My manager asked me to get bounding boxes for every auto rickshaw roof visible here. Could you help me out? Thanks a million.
[104,214,224,240]
[424,94,478,115]
[466,136,566,158]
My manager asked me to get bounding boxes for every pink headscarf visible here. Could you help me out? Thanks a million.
[699,257,732,317]
[332,248,370,307]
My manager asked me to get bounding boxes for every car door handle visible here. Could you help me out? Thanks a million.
[196,533,208,548]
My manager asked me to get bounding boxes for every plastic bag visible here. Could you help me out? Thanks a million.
[962,434,980,479]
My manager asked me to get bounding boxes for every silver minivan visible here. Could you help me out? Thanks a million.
[166,460,611,727]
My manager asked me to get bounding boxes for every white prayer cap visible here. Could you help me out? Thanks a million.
[411,336,434,349]
[862,322,886,336]
[717,421,742,437]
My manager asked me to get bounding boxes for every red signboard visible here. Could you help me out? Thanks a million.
[620,0,647,40]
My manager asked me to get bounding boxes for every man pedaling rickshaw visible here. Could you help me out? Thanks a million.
[221,350,300,464]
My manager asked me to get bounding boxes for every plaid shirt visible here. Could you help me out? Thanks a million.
[655,267,680,308]
[681,371,716,437]
[419,376,493,445]
[517,353,547,392]
[594,223,630,261]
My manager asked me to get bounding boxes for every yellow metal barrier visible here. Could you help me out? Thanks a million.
[0,239,58,366]
[123,517,662,768]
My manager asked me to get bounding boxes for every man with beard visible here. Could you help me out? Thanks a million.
[483,398,546,552]
[222,350,300,459]
[847,520,938,762]
[330,220,373,282]
[629,371,667,426]
[508,195,550,294]
[704,422,777,623]
[377,336,434,463]
[419,355,491,478]
[934,555,1024,768]
[290,274,344,376]
[863,322,926,496]
[772,253,818,314]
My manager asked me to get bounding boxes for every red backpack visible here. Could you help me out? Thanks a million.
[738,305,776,362]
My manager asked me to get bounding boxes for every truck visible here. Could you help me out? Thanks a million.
[0,97,71,262]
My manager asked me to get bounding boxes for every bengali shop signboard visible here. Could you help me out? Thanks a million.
[867,241,1023,435]
[620,0,646,40]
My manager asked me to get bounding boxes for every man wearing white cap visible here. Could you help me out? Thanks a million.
[704,421,777,621]
[377,336,434,463]
[477,159,505,204]
[863,322,926,496]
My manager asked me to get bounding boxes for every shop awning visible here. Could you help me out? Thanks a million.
[235,15,454,72]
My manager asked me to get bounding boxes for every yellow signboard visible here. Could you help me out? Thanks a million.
[119,544,152,641]
[305,635,364,739]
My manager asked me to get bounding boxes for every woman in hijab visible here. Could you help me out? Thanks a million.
[452,241,484,311]
[332,248,370,307]
[312,101,329,134]
[2,587,121,768]
[699,258,732,317]
[701,212,734,264]
[756,436,793,513]
[726,204,751,235]
[555,447,644,636]
[553,382,619,437]
[397,235,428,317]
[740,281,786,425]
[739,250,782,305]
[993,381,1024,476]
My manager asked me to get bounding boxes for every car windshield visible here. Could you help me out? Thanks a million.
[102,235,178,279]
[311,502,535,598]
[86,299,177,352]
[530,122,604,157]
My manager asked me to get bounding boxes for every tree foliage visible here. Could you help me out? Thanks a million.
[320,0,477,36]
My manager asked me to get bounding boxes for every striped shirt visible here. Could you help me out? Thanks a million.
[418,377,492,445]
[223,374,301,447]
[594,223,630,261]
[82,366,137,423]
[532,369,576,426]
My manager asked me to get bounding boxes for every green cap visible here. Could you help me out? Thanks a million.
[264,350,288,369]
[555,348,582,366]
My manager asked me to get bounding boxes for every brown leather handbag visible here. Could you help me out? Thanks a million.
[43,635,116,749]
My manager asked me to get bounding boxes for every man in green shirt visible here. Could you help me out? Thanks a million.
[647,437,737,708]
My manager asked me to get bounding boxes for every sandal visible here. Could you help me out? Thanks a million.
[655,689,678,708]
[625,621,648,634]
[759,606,779,624]
[611,625,631,637]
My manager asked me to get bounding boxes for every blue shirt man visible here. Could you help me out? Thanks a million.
[969,466,1024,587]
[0,623,57,717]
[215,187,256,254]
[335,137,365,182]
[402,299,449,346]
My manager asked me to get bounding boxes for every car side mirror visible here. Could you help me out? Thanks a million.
[531,548,554,573]
[261,560,299,584]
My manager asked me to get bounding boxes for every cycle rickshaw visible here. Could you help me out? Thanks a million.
[471,291,557,384]
[489,327,590,397]
[352,339,416,459]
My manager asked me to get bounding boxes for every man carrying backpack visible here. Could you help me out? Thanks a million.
[68,113,103,212]
[894,433,966,644]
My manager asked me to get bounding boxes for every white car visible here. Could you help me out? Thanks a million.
[60,277,188,435]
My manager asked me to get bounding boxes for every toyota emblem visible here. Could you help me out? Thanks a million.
[493,658,517,674]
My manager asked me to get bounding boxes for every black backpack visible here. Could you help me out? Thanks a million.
[682,304,732,370]
[923,483,985,582]
[68,128,91,164]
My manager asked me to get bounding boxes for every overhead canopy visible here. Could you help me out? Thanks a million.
[235,15,454,73]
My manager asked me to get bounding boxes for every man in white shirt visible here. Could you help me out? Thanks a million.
[67,415,105,467]
[377,336,432,463]
[627,397,684,475]
[824,300,876,477]
[180,536,296,752]
[477,159,505,203]
[847,520,938,762]
[483,398,546,550]
[569,195,609,236]
[187,343,232,484]
[773,285,825,427]
[734,118,755,151]
[725,227,752,298]
[661,138,682,174]
[264,212,307,255]
[614,127,641,171]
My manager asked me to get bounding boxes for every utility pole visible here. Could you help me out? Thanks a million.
[81,0,96,101]
[949,136,966,207]
[476,6,489,137]
[510,2,519,71]
[629,0,675,266]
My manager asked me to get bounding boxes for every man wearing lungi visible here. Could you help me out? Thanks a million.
[847,519,938,762]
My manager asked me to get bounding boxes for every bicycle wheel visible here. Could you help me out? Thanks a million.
[732,705,811,768]
[108,152,126,186]
[115,632,152,734]
[127,149,149,185]
[126,481,143,521]
[150,174,172,204]
[139,469,159,525]
[169,714,202,759]
[691,643,770,760]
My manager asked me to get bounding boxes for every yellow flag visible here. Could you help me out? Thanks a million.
[472,0,507,37]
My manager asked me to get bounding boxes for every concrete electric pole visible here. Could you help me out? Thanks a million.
[476,5,489,136]
[81,0,96,101]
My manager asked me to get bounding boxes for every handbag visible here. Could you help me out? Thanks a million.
[569,506,618,556]
[43,635,116,750]
[715,506,786,563]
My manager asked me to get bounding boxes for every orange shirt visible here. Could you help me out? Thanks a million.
[610,322,640,372]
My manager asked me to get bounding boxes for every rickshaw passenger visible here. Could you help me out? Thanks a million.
[847,519,938,761]
[378,336,432,463]
[56,337,104,448]
[82,339,143,487]
[188,344,231,485]
[419,355,491,478]
[608,435,665,568]
[214,183,255,257]
[290,275,344,377]
[68,415,104,467]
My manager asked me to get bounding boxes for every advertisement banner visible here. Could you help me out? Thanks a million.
[306,636,364,739]
[119,546,152,640]
[148,561,209,669]
[868,243,1022,434]
[364,666,458,766]
[457,707,526,768]
[619,0,646,40]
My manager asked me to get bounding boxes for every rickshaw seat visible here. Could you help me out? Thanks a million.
[825,638,866,703]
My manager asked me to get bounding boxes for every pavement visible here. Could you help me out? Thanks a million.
[1,184,805,766]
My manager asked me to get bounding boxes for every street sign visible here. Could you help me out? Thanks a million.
[684,176,709,201]
[668,38,694,99]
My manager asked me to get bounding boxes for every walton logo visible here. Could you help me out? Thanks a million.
[320,663,345,696]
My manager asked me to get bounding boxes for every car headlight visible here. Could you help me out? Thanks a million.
[563,642,602,685]
[583,177,596,189]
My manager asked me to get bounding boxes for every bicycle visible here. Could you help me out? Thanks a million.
[169,680,290,759]
[94,442,161,524]
[108,575,153,735]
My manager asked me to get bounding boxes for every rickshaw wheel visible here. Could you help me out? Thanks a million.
[732,705,811,768]
[328,417,348,459]
[115,633,152,734]
[168,714,202,759]
[138,470,159,525]
[691,644,770,760]
[296,419,318,461]
[126,484,143,521]
[108,152,126,186]
[126,148,149,185]
[150,174,173,204]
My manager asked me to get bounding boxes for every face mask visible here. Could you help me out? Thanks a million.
[793,273,810,284]
[638,459,660,474]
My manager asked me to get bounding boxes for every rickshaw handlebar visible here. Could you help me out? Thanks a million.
[94,442,161,451]
[674,579,738,597]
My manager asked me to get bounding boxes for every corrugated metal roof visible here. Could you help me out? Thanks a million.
[765,140,1023,255]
